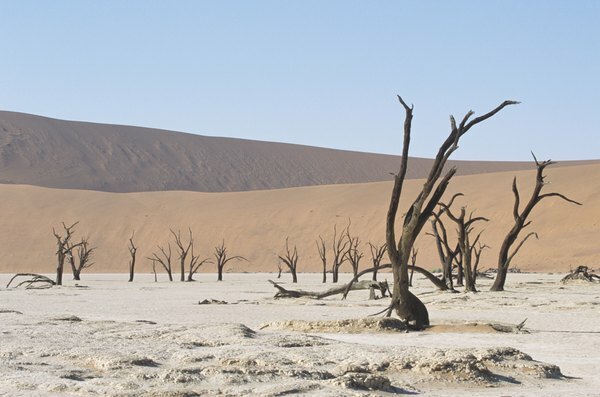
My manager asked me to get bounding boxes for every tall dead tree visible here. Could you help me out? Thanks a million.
[171,228,193,282]
[147,244,174,281]
[368,242,387,281]
[386,96,517,329]
[68,236,95,281]
[491,154,581,291]
[440,203,488,292]
[53,222,82,286]
[127,233,137,282]
[214,240,247,281]
[344,228,363,278]
[331,224,350,283]
[278,237,299,283]
[316,236,328,283]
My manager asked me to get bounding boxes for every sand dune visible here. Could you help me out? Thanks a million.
[1,110,596,193]
[1,163,597,275]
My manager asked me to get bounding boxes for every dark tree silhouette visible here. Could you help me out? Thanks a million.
[127,233,137,282]
[278,237,299,283]
[52,222,82,286]
[368,242,386,281]
[68,236,95,281]
[214,240,247,281]
[491,154,581,291]
[385,96,518,329]
[331,223,350,283]
[147,243,173,281]
[316,236,327,283]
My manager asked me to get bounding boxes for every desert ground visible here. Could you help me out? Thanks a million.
[1,272,598,396]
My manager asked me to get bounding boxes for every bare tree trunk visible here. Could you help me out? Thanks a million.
[331,223,350,283]
[316,236,327,283]
[214,240,247,281]
[491,155,581,291]
[368,242,386,282]
[386,96,517,329]
[278,237,299,283]
[128,234,137,282]
[53,222,81,286]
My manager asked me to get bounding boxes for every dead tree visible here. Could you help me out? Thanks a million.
[278,237,299,283]
[344,228,363,278]
[7,273,56,289]
[68,236,95,281]
[428,193,463,290]
[316,236,327,283]
[276,261,283,278]
[440,203,488,292]
[52,222,82,286]
[127,233,137,282]
[331,223,350,283]
[472,242,489,282]
[386,96,517,329]
[368,242,386,281]
[187,245,211,281]
[491,154,581,291]
[147,244,173,281]
[149,259,158,282]
[214,240,247,281]
[171,228,193,282]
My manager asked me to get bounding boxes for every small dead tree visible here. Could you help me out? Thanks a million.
[331,223,350,283]
[147,244,174,281]
[68,236,95,281]
[214,240,247,281]
[368,242,387,281]
[53,222,82,286]
[278,237,299,283]
[440,203,488,292]
[428,193,463,290]
[127,233,137,282]
[344,228,363,278]
[472,242,489,282]
[316,236,327,283]
[385,96,517,329]
[491,154,581,291]
[187,245,211,281]
[149,259,158,282]
[171,228,193,282]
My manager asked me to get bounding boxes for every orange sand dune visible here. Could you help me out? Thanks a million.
[1,163,598,274]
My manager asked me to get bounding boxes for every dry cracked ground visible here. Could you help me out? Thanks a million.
[0,273,598,396]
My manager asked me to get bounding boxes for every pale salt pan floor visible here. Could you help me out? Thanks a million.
[1,272,598,396]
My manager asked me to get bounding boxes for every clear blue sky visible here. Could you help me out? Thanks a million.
[1,1,598,160]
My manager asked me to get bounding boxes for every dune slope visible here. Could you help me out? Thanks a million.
[1,163,598,274]
[1,110,596,193]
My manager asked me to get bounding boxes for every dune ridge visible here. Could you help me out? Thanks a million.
[1,110,597,193]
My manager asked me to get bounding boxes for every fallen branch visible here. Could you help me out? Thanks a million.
[342,263,451,300]
[6,273,56,289]
[268,279,389,299]
[561,266,600,283]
